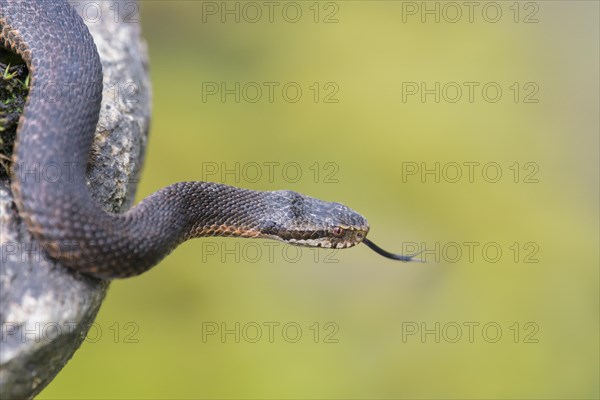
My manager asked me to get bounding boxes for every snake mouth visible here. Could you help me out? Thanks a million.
[278,225,369,249]
[285,238,358,249]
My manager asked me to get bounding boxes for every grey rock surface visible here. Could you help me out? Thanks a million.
[0,1,151,398]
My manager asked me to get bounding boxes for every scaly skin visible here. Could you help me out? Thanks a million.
[0,0,370,279]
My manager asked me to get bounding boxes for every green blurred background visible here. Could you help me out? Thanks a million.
[40,1,598,399]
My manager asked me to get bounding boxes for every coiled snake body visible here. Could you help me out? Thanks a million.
[0,0,413,279]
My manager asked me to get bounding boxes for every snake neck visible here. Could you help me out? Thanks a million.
[131,182,270,243]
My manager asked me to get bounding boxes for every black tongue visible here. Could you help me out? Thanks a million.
[362,238,423,262]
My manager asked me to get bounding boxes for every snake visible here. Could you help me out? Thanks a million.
[0,0,416,279]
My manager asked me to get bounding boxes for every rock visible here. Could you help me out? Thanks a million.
[0,1,151,398]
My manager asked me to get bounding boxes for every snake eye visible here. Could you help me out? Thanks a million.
[332,227,344,237]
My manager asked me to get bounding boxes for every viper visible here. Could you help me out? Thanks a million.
[0,0,417,279]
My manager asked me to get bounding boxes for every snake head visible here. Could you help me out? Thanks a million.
[262,191,370,249]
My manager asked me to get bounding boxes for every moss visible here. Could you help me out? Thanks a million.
[0,54,29,178]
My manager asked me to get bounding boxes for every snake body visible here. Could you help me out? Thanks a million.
[0,0,413,279]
